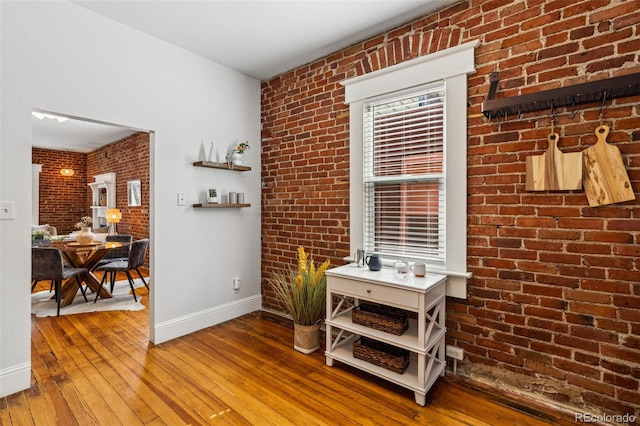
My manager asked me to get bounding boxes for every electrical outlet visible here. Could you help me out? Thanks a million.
[446,345,464,361]
[233,277,241,293]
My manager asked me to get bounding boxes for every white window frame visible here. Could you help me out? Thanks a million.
[342,40,478,298]
[363,82,446,264]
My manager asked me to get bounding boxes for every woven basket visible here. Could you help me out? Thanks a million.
[352,303,409,336]
[353,337,410,374]
[294,323,321,354]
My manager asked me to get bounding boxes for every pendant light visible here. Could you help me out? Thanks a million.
[60,150,75,177]
[60,167,75,177]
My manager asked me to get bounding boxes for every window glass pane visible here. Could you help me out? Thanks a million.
[363,83,445,263]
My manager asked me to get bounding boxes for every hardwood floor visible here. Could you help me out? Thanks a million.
[3,275,578,425]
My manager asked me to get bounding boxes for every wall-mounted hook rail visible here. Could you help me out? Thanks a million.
[482,72,640,119]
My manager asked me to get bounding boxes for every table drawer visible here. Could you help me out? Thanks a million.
[329,276,418,310]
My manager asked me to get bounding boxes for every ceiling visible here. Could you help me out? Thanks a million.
[72,0,457,80]
[31,113,141,154]
[34,0,457,153]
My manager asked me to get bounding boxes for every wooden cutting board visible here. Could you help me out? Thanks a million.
[582,125,635,206]
[526,133,583,191]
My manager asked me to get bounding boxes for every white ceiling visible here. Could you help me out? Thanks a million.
[34,0,457,153]
[72,0,457,80]
[31,113,141,154]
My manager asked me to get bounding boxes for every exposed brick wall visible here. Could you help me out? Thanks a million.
[32,149,88,235]
[261,0,640,419]
[32,132,150,267]
[87,132,150,267]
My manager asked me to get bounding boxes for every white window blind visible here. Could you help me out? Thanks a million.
[363,82,445,263]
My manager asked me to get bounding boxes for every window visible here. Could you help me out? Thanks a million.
[342,41,478,298]
[363,83,445,263]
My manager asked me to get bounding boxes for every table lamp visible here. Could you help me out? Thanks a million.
[106,208,122,235]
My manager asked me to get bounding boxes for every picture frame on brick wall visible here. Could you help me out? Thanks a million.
[128,179,141,206]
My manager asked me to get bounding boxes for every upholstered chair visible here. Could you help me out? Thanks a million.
[32,247,88,316]
[95,239,149,302]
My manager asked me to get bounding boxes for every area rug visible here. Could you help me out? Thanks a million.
[31,278,146,317]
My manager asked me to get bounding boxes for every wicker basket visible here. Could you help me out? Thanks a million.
[352,303,409,336]
[353,337,410,374]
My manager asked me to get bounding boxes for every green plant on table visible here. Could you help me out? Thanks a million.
[31,229,51,241]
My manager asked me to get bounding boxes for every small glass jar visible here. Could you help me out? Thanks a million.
[393,260,409,279]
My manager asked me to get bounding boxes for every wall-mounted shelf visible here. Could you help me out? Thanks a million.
[193,203,251,209]
[88,172,116,228]
[482,72,640,119]
[193,161,251,172]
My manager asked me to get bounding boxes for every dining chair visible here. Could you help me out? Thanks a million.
[32,247,88,316]
[91,235,133,285]
[94,238,149,302]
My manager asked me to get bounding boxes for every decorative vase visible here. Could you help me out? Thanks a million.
[207,142,215,162]
[293,323,321,354]
[232,152,243,166]
[76,227,95,244]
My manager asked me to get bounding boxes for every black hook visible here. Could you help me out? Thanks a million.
[568,97,576,119]
[599,90,608,125]
[550,101,557,134]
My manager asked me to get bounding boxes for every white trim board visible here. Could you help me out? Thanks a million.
[153,295,262,344]
[342,41,478,299]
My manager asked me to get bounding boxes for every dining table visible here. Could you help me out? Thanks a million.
[52,240,132,308]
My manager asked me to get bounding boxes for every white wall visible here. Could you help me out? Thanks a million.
[0,1,262,397]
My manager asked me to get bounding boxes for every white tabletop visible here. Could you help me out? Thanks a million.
[326,263,446,293]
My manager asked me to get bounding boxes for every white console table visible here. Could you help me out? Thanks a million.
[324,264,447,405]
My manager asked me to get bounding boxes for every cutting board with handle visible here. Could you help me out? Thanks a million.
[582,125,635,206]
[526,133,583,191]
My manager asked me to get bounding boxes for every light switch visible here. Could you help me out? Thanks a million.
[0,201,15,220]
[177,193,186,206]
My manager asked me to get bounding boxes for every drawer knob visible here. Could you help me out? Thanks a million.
[366,288,371,294]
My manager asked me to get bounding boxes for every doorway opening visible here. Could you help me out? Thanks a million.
[31,109,153,337]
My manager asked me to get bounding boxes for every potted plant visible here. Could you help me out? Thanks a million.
[267,246,331,354]
[228,140,250,166]
[74,216,95,244]
[31,229,52,246]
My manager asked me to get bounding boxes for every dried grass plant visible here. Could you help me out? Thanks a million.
[268,246,331,326]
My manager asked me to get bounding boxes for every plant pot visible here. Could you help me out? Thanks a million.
[293,323,321,354]
[232,152,243,166]
[32,239,50,247]
[76,227,95,244]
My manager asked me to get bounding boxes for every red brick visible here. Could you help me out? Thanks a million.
[554,359,600,379]
[261,0,640,417]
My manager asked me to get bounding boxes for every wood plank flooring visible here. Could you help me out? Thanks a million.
[3,274,578,425]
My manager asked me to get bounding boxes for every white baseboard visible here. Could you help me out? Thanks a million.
[0,362,30,398]
[152,294,262,344]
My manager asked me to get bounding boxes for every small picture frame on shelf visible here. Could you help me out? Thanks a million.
[207,188,218,204]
